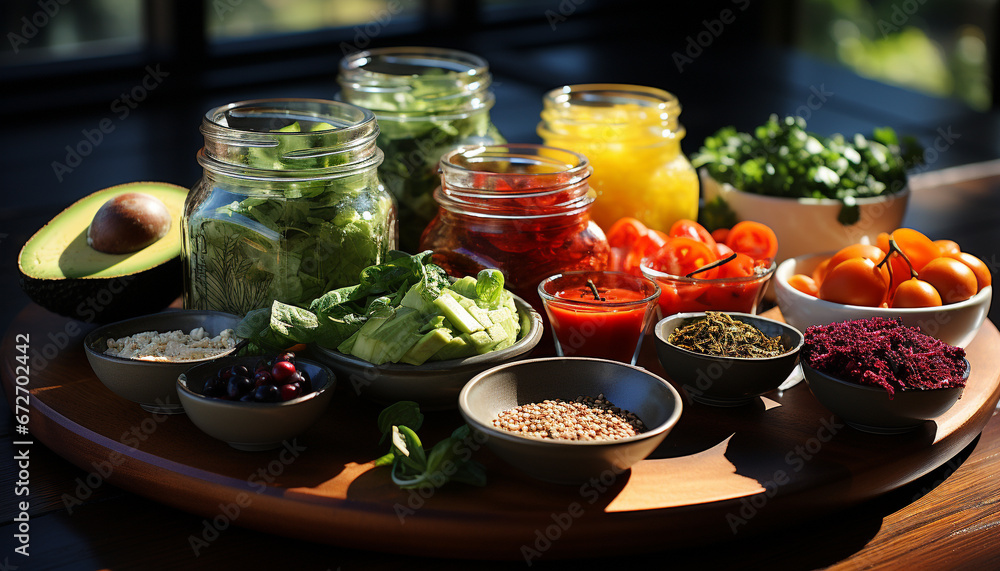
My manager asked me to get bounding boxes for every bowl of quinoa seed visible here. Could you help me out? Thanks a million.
[492,394,647,441]
[459,357,683,484]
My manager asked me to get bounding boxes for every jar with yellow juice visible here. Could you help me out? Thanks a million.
[538,84,698,232]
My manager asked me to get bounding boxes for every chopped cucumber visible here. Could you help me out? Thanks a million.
[433,294,484,334]
[401,328,453,365]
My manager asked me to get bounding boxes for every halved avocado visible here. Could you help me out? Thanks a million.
[18,182,188,324]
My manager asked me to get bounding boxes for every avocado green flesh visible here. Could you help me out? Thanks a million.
[17,182,188,323]
[18,182,187,280]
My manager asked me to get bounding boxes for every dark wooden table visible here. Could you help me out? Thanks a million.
[2,163,1000,570]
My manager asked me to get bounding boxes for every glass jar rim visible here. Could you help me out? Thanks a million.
[538,84,685,148]
[639,259,777,285]
[542,83,681,112]
[435,144,595,219]
[439,143,591,191]
[338,46,494,115]
[202,97,377,138]
[198,98,382,179]
[339,46,490,82]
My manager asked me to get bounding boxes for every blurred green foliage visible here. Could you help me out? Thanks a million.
[800,0,992,110]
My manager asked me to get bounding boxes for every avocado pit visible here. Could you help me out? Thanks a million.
[87,192,172,254]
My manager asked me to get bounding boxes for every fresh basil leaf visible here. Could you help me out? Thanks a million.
[391,425,427,473]
[377,401,424,443]
[309,284,363,316]
[269,301,319,344]
[474,269,505,309]
[373,451,396,467]
[235,307,271,340]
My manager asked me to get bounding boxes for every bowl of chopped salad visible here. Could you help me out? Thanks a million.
[235,251,543,410]
[800,317,969,434]
[695,115,918,264]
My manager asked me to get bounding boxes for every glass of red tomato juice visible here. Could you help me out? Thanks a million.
[538,271,660,365]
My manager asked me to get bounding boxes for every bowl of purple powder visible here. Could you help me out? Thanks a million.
[800,316,969,434]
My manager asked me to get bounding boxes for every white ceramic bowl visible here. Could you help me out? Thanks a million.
[774,252,992,348]
[701,171,909,264]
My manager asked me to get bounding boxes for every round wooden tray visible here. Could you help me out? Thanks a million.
[4,304,999,560]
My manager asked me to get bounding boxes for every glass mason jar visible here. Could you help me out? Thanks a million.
[183,98,396,315]
[538,84,699,232]
[420,144,610,313]
[338,46,505,252]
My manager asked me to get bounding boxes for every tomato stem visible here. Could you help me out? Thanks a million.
[878,237,918,280]
[686,252,738,278]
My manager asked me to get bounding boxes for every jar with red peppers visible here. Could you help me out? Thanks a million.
[420,144,610,313]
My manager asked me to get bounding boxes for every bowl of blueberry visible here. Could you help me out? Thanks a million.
[177,351,335,451]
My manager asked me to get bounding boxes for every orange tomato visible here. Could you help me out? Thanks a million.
[934,239,961,257]
[919,257,978,303]
[883,250,917,296]
[787,274,819,296]
[889,228,941,272]
[827,244,887,271]
[818,257,888,307]
[875,232,891,253]
[947,252,992,290]
[827,244,891,288]
[726,221,778,261]
[890,278,943,308]
[812,257,832,284]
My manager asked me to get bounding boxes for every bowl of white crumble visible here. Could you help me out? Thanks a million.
[84,310,243,413]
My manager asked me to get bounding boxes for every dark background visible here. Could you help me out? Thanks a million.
[1,2,999,567]
[4,1,998,330]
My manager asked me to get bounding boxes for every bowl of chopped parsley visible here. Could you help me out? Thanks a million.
[694,115,922,263]
[653,311,804,407]
[800,317,969,434]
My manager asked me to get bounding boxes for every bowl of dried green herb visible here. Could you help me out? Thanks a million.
[654,311,804,406]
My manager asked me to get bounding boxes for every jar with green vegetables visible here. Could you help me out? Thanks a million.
[183,98,396,315]
[338,47,505,251]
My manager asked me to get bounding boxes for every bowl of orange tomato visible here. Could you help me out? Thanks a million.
[605,217,779,319]
[774,227,992,347]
